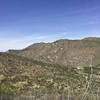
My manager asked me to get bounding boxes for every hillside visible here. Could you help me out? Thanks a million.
[0,37,100,99]
[0,52,100,99]
[7,37,100,68]
[0,53,85,96]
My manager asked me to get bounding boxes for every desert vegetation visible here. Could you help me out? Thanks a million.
[0,38,100,100]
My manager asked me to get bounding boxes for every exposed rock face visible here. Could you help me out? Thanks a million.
[7,37,100,68]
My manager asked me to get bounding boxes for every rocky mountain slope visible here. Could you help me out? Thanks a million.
[0,37,100,99]
[0,52,100,98]
[7,37,100,68]
[0,53,85,95]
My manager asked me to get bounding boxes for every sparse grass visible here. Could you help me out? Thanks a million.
[0,53,100,99]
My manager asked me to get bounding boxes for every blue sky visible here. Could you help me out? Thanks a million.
[0,0,100,51]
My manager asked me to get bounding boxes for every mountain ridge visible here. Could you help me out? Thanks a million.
[6,37,100,68]
[0,37,100,98]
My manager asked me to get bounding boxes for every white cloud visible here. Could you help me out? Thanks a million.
[56,32,69,35]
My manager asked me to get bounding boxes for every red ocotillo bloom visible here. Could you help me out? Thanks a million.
[88,51,96,55]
